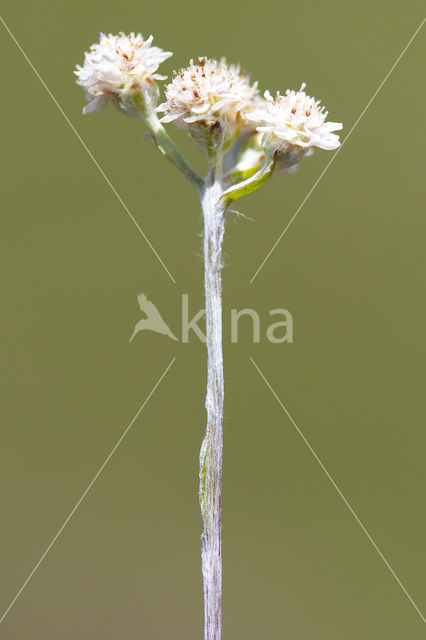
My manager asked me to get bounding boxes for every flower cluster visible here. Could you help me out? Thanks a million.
[75,32,172,114]
[75,32,342,186]
[157,57,258,126]
[247,83,342,151]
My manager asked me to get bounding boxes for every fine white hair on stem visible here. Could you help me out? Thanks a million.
[199,180,225,640]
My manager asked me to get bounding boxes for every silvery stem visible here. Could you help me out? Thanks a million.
[199,179,225,640]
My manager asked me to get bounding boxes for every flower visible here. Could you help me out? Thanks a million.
[246,83,342,150]
[157,57,258,126]
[75,32,172,114]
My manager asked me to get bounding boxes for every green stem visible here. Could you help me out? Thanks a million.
[221,149,277,203]
[133,92,203,194]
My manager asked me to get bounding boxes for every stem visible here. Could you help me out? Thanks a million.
[199,177,225,640]
[221,148,277,203]
[133,92,204,194]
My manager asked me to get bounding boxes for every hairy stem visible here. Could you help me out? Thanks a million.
[133,91,203,194]
[199,179,225,640]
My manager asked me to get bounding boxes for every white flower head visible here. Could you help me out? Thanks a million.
[75,32,172,114]
[157,57,258,127]
[247,83,342,151]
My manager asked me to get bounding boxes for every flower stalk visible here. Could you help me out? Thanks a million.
[133,92,203,193]
[199,177,225,640]
[221,147,277,203]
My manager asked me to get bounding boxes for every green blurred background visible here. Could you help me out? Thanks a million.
[1,2,425,638]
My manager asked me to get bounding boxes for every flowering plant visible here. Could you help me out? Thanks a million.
[75,32,342,640]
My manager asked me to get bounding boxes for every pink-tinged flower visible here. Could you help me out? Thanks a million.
[247,83,342,151]
[157,57,258,126]
[75,32,172,114]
